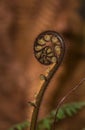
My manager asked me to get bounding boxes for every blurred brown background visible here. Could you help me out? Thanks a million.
[0,0,85,130]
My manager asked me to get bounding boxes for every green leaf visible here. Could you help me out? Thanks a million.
[57,108,66,119]
[9,102,85,130]
[42,119,51,130]
[56,102,85,120]
[37,117,52,130]
[9,121,30,130]
[37,102,85,130]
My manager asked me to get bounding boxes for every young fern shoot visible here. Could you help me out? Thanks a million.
[30,31,65,130]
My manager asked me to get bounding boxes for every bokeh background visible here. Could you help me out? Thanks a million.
[0,0,85,130]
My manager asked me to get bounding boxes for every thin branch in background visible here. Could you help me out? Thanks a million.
[52,78,85,130]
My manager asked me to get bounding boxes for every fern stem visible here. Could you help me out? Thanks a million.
[30,57,65,130]
[30,64,62,130]
[30,31,65,130]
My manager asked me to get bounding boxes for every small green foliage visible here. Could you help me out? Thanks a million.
[37,102,85,130]
[37,117,52,130]
[9,121,30,130]
[9,102,85,130]
[56,102,85,120]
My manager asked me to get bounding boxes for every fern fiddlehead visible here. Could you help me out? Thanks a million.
[34,31,64,65]
[30,31,65,130]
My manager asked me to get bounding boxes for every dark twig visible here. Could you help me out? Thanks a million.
[52,78,85,130]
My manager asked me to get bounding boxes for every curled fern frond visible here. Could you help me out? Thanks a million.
[34,31,65,65]
[31,31,65,130]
